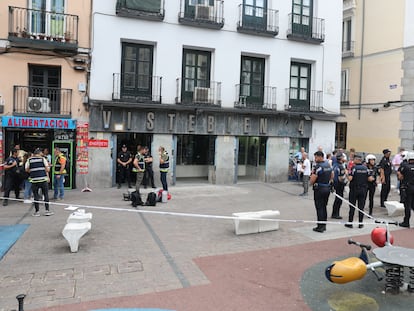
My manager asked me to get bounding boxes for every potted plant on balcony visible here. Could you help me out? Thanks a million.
[64,32,71,43]
[20,28,29,38]
[9,27,19,37]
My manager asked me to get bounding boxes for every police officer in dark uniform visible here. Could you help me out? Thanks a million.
[143,146,155,189]
[117,144,132,189]
[365,154,378,216]
[310,151,333,233]
[331,152,347,219]
[2,149,21,206]
[379,149,392,207]
[398,151,408,204]
[345,154,374,228]
[397,152,414,228]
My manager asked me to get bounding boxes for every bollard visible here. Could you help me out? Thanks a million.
[16,294,26,311]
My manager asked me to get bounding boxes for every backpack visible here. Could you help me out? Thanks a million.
[145,192,157,206]
[130,191,143,207]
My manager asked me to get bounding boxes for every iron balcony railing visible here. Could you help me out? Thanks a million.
[113,73,162,103]
[175,78,222,107]
[116,0,165,21]
[8,6,78,47]
[340,89,350,105]
[13,85,72,116]
[284,88,323,112]
[237,4,279,36]
[342,40,355,57]
[234,84,277,110]
[286,13,325,43]
[178,0,224,29]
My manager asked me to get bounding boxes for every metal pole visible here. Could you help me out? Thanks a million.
[16,294,25,311]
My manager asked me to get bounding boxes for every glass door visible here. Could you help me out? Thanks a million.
[240,56,265,108]
[289,62,311,111]
[243,0,266,30]
[292,0,312,36]
[182,49,211,103]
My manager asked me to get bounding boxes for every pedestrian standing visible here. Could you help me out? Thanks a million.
[159,146,170,192]
[53,147,66,200]
[392,148,404,192]
[26,148,53,217]
[379,149,392,207]
[398,151,409,204]
[299,152,310,196]
[132,145,146,199]
[365,154,378,215]
[143,146,155,189]
[117,144,132,188]
[345,154,374,228]
[397,152,414,228]
[22,152,33,204]
[310,151,333,233]
[331,152,347,219]
[2,149,21,206]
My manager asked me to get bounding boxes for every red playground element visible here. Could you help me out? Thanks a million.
[371,227,394,247]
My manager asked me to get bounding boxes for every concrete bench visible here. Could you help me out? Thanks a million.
[232,210,280,235]
[384,201,405,217]
[62,222,91,253]
[67,209,93,223]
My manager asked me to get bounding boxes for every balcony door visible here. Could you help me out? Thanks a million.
[185,0,214,19]
[29,65,61,113]
[243,0,266,30]
[182,49,211,103]
[30,0,65,37]
[240,56,265,108]
[291,0,312,36]
[289,62,311,111]
[121,43,153,100]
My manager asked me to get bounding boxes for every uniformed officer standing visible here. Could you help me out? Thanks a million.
[365,154,378,216]
[398,151,408,204]
[345,154,374,228]
[310,151,333,233]
[331,153,347,219]
[117,144,132,189]
[397,152,414,228]
[379,149,392,207]
[132,145,146,197]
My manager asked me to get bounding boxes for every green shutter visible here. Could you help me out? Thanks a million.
[117,0,161,12]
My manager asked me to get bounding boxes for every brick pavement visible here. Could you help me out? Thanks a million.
[0,180,404,310]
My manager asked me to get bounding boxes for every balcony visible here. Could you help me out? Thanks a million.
[237,4,279,37]
[8,6,78,53]
[234,85,277,110]
[178,0,224,30]
[175,79,222,107]
[286,14,325,44]
[342,41,354,58]
[112,73,162,104]
[340,89,350,105]
[284,88,323,112]
[116,0,165,21]
[13,86,72,117]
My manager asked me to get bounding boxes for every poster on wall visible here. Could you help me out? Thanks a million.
[76,122,89,174]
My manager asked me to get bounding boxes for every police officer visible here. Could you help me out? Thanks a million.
[379,149,392,207]
[143,146,155,189]
[398,151,409,204]
[398,151,414,228]
[310,150,333,233]
[132,145,146,198]
[117,144,132,189]
[2,149,21,206]
[345,154,374,228]
[331,152,347,219]
[365,154,378,216]
[159,146,170,192]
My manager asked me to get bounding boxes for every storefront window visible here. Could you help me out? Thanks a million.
[177,135,215,165]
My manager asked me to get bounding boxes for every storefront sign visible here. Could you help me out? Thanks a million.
[88,139,109,148]
[2,116,76,129]
[76,122,89,174]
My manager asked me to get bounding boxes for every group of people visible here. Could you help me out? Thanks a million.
[117,144,169,201]
[297,146,411,233]
[2,145,67,216]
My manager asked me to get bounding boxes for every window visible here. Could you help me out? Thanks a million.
[29,65,61,113]
[291,0,312,36]
[240,56,265,107]
[185,0,214,19]
[30,0,65,36]
[289,62,311,111]
[335,123,347,149]
[121,43,153,99]
[116,0,161,13]
[342,18,352,52]
[181,49,211,103]
[176,135,215,165]
[340,69,349,105]
[243,0,266,29]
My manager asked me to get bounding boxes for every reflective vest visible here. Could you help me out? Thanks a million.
[132,153,145,172]
[54,153,67,175]
[28,156,48,183]
[160,151,169,172]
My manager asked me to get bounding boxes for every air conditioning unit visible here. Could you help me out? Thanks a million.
[195,5,212,20]
[27,97,51,113]
[193,87,210,103]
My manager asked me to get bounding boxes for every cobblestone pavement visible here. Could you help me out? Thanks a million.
[0,179,405,310]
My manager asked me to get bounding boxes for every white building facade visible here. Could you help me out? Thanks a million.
[88,0,342,187]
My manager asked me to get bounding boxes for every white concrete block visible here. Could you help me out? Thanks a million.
[233,210,280,235]
[62,222,91,252]
[67,210,93,223]
[384,201,405,217]
[257,210,280,232]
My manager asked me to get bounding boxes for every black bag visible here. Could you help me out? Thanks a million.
[130,191,143,207]
[145,192,157,206]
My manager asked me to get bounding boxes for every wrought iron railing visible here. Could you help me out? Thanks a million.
[237,4,279,36]
[13,86,72,116]
[287,13,325,43]
[8,6,78,45]
[178,0,224,29]
[234,84,277,110]
[112,73,162,103]
[342,41,355,57]
[340,89,350,105]
[175,78,222,107]
[284,88,323,112]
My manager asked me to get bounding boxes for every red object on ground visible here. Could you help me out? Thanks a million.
[371,227,394,247]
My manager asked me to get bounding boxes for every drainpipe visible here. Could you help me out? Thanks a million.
[358,0,366,120]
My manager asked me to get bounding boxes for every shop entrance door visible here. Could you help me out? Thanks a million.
[52,140,73,189]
